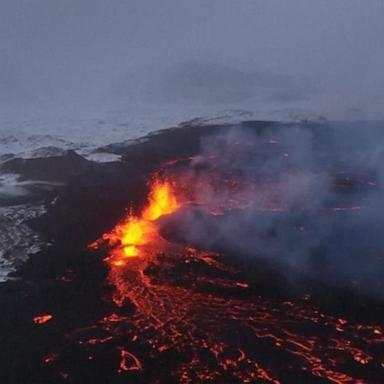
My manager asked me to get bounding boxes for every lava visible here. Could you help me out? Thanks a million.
[118,347,142,372]
[4,124,384,384]
[84,172,384,383]
[142,178,180,221]
[33,314,53,325]
[92,176,180,266]
[43,352,59,364]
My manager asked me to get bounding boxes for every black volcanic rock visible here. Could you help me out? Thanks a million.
[0,150,94,183]
[98,121,276,163]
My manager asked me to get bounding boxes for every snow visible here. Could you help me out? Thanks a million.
[0,204,46,282]
[0,104,305,162]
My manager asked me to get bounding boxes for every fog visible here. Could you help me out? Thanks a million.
[1,0,383,120]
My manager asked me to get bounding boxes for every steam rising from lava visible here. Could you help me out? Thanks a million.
[158,125,384,297]
[93,123,384,297]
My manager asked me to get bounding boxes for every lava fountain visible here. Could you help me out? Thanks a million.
[91,176,180,266]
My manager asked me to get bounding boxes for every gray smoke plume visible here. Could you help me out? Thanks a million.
[161,122,384,297]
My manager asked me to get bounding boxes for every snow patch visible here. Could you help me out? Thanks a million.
[0,204,46,282]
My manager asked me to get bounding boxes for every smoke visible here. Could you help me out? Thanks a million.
[160,122,384,297]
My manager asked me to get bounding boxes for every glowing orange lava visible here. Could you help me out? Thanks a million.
[33,314,53,325]
[142,178,180,221]
[96,177,180,266]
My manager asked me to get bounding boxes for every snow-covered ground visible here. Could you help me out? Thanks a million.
[0,107,254,161]
[0,99,336,162]
[0,204,46,281]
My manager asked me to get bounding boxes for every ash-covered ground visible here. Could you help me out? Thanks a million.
[0,120,384,384]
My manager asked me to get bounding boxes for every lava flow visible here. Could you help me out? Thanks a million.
[83,174,384,383]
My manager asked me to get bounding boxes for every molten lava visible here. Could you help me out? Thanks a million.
[84,172,384,383]
[95,177,180,267]
[33,314,53,325]
[142,178,180,221]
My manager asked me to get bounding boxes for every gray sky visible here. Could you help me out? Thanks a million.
[1,0,383,119]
